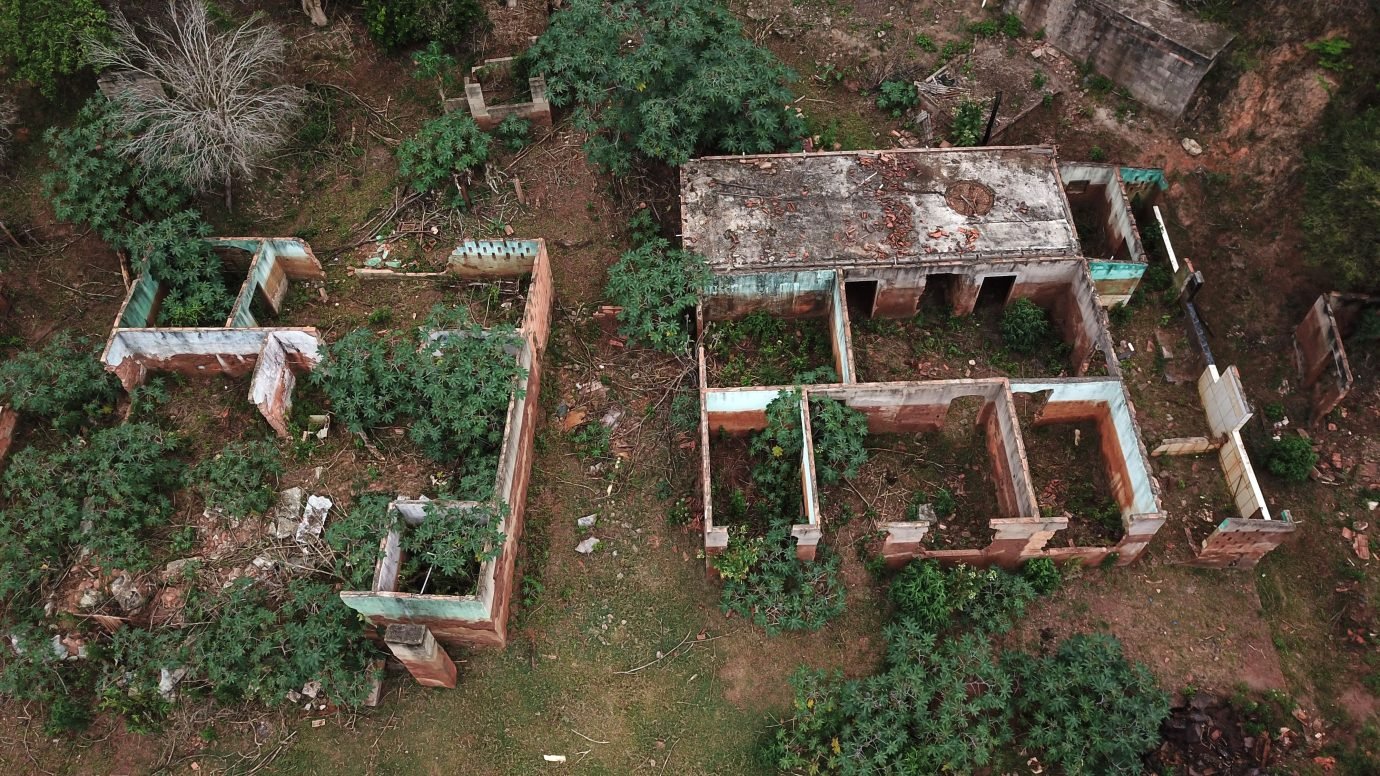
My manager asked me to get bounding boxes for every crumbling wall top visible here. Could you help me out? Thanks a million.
[681,146,1079,273]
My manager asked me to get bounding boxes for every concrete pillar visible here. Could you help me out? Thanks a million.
[384,624,458,689]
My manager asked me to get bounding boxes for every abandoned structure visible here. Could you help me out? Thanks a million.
[1002,0,1234,116]
[100,237,552,663]
[683,146,1289,570]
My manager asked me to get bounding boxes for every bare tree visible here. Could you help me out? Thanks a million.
[85,0,306,207]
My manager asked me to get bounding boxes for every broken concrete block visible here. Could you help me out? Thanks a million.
[163,558,194,579]
[301,680,322,699]
[384,624,458,689]
[270,487,305,539]
[576,537,600,554]
[296,495,333,545]
[1180,138,1203,156]
[109,574,146,614]
[577,514,597,529]
[78,588,102,610]
[159,667,188,699]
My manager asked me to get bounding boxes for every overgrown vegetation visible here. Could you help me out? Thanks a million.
[604,227,711,353]
[400,501,506,595]
[875,79,918,118]
[529,0,806,173]
[710,311,837,386]
[362,0,488,51]
[950,98,987,146]
[0,0,107,96]
[763,558,1165,773]
[43,98,233,325]
[1266,435,1317,483]
[808,396,869,486]
[192,440,285,518]
[0,332,120,432]
[1001,298,1052,354]
[397,112,492,208]
[1303,106,1379,290]
[311,305,526,493]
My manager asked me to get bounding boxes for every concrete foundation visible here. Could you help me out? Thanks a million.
[339,241,553,649]
[384,624,458,689]
[1295,292,1371,422]
[446,56,552,131]
[1003,0,1233,117]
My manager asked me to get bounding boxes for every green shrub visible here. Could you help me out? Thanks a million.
[890,559,952,630]
[570,421,612,461]
[720,524,845,635]
[401,501,506,594]
[931,487,956,518]
[808,397,869,486]
[1303,107,1380,290]
[914,34,937,52]
[0,332,120,431]
[751,390,807,517]
[192,440,285,518]
[669,390,700,432]
[43,98,191,243]
[604,237,710,353]
[325,493,395,588]
[876,79,919,118]
[0,423,184,597]
[122,212,234,326]
[362,0,488,51]
[1022,556,1062,594]
[1266,435,1317,483]
[0,0,108,97]
[397,112,492,207]
[1011,633,1169,774]
[529,0,806,173]
[186,578,380,706]
[1262,402,1286,422]
[1305,37,1351,71]
[494,114,533,151]
[950,98,987,146]
[712,527,764,582]
[1000,298,1052,354]
[312,307,527,484]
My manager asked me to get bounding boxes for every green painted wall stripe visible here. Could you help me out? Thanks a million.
[1089,261,1147,280]
[1119,167,1168,190]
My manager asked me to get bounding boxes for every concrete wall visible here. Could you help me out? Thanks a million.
[340,241,553,649]
[1059,163,1151,305]
[448,57,553,131]
[212,238,326,328]
[1004,0,1233,116]
[1294,293,1355,421]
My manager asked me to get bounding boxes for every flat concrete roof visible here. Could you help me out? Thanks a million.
[680,146,1080,273]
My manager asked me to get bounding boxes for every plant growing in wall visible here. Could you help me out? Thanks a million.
[750,389,807,518]
[122,212,235,326]
[950,98,987,146]
[1000,298,1052,354]
[325,493,396,588]
[397,111,492,208]
[604,237,711,354]
[400,501,507,595]
[529,0,807,173]
[808,397,870,486]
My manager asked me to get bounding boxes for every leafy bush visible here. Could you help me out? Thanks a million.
[1000,298,1052,354]
[0,423,184,599]
[889,559,952,630]
[1266,435,1317,483]
[1011,633,1169,774]
[122,212,234,326]
[1022,556,1062,594]
[604,237,711,353]
[362,0,488,50]
[325,493,395,588]
[192,440,285,518]
[876,79,918,118]
[401,502,506,594]
[397,112,492,207]
[1306,37,1352,71]
[768,627,1014,773]
[720,524,845,635]
[968,14,1022,38]
[891,560,1038,634]
[751,390,806,518]
[1303,107,1380,290]
[494,114,533,151]
[0,332,120,431]
[0,0,108,96]
[712,527,763,582]
[529,0,806,173]
[570,421,611,461]
[808,397,869,486]
[186,578,380,706]
[950,98,987,146]
[43,97,191,243]
[312,307,527,485]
